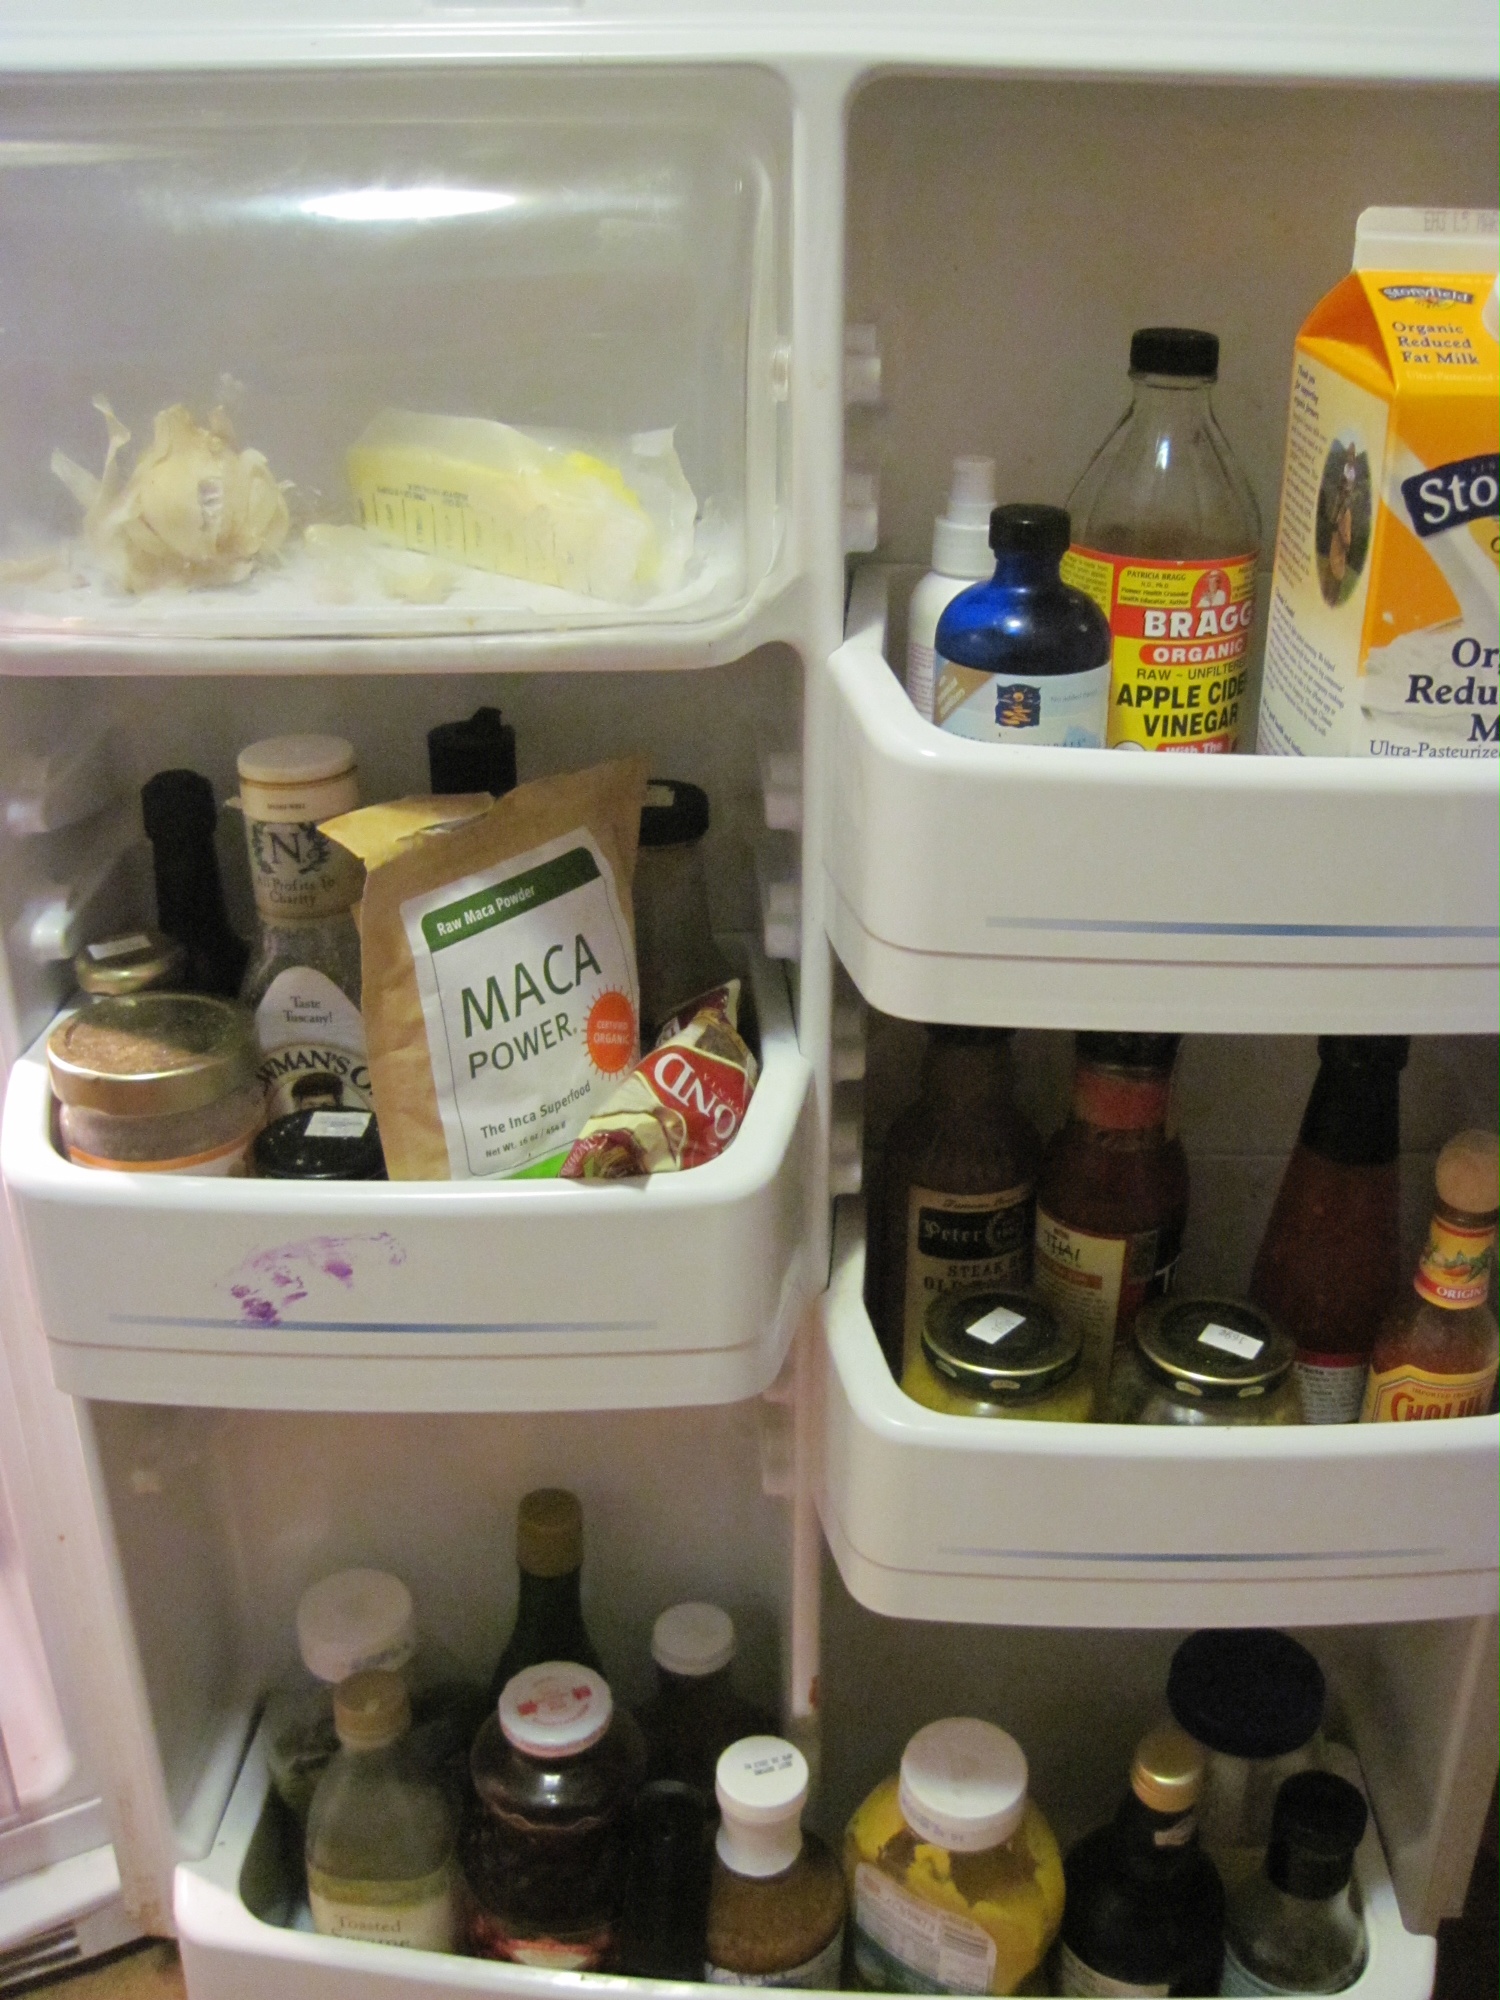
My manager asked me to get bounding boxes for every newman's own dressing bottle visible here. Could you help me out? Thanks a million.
[866,1026,1040,1380]
[1064,328,1261,753]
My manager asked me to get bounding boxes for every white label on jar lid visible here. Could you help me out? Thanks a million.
[1198,1322,1265,1361]
[87,933,154,960]
[304,1110,373,1139]
[965,1304,1027,1346]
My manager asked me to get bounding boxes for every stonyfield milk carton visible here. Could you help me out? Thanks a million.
[1257,208,1498,761]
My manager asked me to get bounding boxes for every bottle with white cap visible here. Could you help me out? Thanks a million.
[705,1735,845,1986]
[905,457,998,722]
[236,734,370,1124]
[263,1568,477,1824]
[844,1717,1064,1995]
[305,1669,456,1952]
[463,1662,646,1968]
[638,1602,775,1805]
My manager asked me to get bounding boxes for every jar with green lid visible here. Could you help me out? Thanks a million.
[73,930,188,999]
[47,993,264,1174]
[1107,1296,1302,1426]
[903,1288,1095,1421]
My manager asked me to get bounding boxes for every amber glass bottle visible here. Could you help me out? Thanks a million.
[1362,1130,1498,1422]
[1033,1033,1188,1394]
[866,1026,1040,1380]
[1249,1037,1407,1423]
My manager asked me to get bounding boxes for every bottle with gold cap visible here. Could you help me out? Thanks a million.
[305,1669,457,1953]
[487,1489,603,1705]
[236,734,370,1124]
[1362,1130,1499,1421]
[1056,1722,1225,1997]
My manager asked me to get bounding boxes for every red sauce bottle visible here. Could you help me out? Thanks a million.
[1249,1036,1407,1423]
[1362,1131,1498,1423]
[1033,1033,1189,1394]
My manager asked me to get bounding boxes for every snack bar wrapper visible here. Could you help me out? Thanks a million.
[559,981,758,1180]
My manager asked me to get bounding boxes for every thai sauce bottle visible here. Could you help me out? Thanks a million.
[1064,327,1261,753]
[1362,1130,1499,1421]
[1033,1033,1188,1396]
[866,1026,1040,1380]
[1249,1037,1408,1423]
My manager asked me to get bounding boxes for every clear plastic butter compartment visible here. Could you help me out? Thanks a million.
[0,66,791,664]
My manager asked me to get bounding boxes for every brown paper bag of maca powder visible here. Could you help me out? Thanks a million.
[324,757,647,1180]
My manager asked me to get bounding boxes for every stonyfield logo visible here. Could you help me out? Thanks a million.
[1379,283,1475,307]
[1400,453,1500,538]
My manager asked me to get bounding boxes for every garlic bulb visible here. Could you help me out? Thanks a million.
[52,398,290,592]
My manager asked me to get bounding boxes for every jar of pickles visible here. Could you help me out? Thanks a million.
[1107,1297,1300,1426]
[902,1290,1095,1422]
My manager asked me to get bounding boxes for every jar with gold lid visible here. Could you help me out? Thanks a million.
[47,993,264,1174]
[1108,1296,1300,1425]
[903,1287,1095,1422]
[73,930,188,999]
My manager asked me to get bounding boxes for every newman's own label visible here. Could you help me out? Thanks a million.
[901,1182,1034,1374]
[1061,548,1257,752]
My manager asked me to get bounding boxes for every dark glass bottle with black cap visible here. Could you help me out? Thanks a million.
[1167,1628,1326,1890]
[1250,1036,1409,1423]
[427,706,517,799]
[932,503,1112,746]
[1222,1771,1368,1994]
[1064,327,1261,752]
[634,778,735,1042]
[866,1026,1040,1380]
[617,1779,711,1980]
[1033,1032,1189,1397]
[1056,1722,1225,1997]
[140,769,249,998]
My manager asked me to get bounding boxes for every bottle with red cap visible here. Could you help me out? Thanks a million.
[462,1662,645,1968]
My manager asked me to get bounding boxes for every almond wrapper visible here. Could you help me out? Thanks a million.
[559,980,757,1180]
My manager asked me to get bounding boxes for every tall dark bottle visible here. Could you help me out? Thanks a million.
[140,769,249,998]
[487,1489,603,1705]
[1249,1037,1408,1424]
[866,1026,1040,1381]
[1056,1723,1225,1998]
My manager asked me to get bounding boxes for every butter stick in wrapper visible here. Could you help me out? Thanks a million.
[559,981,758,1180]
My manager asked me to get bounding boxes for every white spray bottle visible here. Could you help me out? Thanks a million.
[905,457,996,721]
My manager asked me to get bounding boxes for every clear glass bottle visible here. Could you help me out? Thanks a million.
[1362,1130,1499,1422]
[463,1662,646,1968]
[633,778,735,1042]
[933,503,1112,746]
[1034,1033,1189,1397]
[845,1717,1064,1996]
[636,1603,774,1806]
[1250,1037,1408,1423]
[305,1670,457,1953]
[1064,327,1262,754]
[1221,1772,1368,1995]
[236,734,370,1123]
[866,1026,1040,1382]
[487,1488,604,1706]
[1167,1629,1326,1893]
[1056,1723,1225,1998]
[706,1736,846,1987]
[264,1568,478,1826]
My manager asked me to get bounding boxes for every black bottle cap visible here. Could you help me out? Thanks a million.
[1168,1629,1325,1760]
[427,707,517,799]
[989,502,1071,560]
[618,1779,710,1979]
[639,778,710,848]
[141,769,218,843]
[1266,1771,1368,1900]
[1315,1035,1411,1072]
[929,1024,1016,1048]
[1130,327,1220,379]
[253,1107,387,1181]
[1076,1030,1182,1073]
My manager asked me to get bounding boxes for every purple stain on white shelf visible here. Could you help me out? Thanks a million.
[223,1233,407,1326]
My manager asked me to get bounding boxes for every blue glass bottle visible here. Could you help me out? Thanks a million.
[933,503,1112,747]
